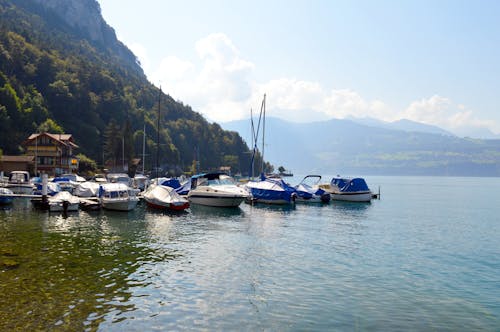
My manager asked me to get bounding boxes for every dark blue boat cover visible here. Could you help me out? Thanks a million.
[331,177,369,192]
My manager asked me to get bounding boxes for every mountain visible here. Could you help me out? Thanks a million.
[347,117,454,136]
[221,117,500,176]
[0,0,254,174]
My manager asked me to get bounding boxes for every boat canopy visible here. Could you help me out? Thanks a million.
[158,177,181,188]
[98,183,131,197]
[331,177,369,192]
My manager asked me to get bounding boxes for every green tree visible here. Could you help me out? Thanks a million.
[103,119,121,168]
[77,153,97,175]
[37,118,64,133]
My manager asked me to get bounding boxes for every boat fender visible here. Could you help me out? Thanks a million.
[291,192,297,202]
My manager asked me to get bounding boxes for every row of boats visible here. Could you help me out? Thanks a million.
[0,170,376,212]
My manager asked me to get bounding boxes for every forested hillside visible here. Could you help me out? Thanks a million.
[0,0,255,174]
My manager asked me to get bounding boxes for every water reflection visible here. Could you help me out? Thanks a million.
[0,204,182,331]
[189,204,244,218]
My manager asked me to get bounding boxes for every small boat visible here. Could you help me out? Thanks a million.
[106,173,132,186]
[52,176,75,193]
[98,183,139,211]
[48,191,80,212]
[143,183,189,211]
[5,171,34,195]
[132,173,149,191]
[0,187,14,205]
[245,174,296,205]
[187,172,248,207]
[32,178,61,196]
[294,175,331,203]
[319,176,372,202]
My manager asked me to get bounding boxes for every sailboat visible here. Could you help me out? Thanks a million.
[244,95,297,205]
[142,86,189,211]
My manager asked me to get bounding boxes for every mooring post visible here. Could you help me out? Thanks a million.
[42,173,48,207]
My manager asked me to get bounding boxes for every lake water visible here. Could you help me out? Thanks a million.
[1,176,499,331]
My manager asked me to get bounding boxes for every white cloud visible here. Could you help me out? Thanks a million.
[150,33,254,122]
[142,33,498,137]
[400,95,500,136]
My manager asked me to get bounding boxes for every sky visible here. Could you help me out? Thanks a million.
[98,0,500,138]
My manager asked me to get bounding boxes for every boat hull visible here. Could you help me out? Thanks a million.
[49,202,79,212]
[6,184,33,195]
[145,200,189,211]
[102,199,138,211]
[188,194,245,207]
[330,191,372,202]
[0,196,13,205]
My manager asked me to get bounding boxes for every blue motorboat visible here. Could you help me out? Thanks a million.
[245,174,296,205]
[294,175,331,203]
[319,176,372,202]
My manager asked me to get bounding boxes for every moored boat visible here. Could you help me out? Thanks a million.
[319,176,372,202]
[48,191,80,212]
[245,175,296,205]
[187,172,248,208]
[294,175,331,203]
[5,171,34,195]
[98,183,139,211]
[143,183,189,211]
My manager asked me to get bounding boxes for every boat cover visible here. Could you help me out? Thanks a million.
[74,182,100,197]
[246,176,296,202]
[143,185,188,206]
[295,183,327,199]
[98,183,130,197]
[331,177,369,192]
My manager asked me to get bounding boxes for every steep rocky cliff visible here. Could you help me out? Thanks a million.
[30,0,142,75]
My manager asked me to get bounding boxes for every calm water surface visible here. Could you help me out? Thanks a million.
[1,176,499,331]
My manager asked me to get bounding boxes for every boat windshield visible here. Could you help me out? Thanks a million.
[9,172,29,183]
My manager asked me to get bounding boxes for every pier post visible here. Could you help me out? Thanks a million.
[42,173,48,206]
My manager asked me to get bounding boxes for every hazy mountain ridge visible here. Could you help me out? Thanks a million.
[222,117,500,176]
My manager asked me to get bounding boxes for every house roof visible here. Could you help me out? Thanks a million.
[1,155,35,163]
[24,132,79,148]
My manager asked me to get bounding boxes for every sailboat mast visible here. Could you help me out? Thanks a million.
[156,86,161,179]
[261,94,266,175]
[142,124,146,174]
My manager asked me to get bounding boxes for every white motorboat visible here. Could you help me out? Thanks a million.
[319,176,373,202]
[48,191,80,212]
[5,171,34,195]
[132,173,149,191]
[98,183,139,211]
[143,183,189,211]
[188,172,249,207]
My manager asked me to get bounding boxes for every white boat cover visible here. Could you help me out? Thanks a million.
[74,181,100,197]
[143,185,187,205]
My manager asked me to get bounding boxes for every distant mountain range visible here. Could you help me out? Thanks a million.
[346,117,455,136]
[221,117,500,176]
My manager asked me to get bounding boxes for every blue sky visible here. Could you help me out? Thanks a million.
[98,0,500,138]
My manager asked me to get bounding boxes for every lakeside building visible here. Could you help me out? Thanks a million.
[22,133,79,176]
[0,155,35,174]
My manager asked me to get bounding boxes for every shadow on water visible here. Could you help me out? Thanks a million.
[0,203,181,331]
